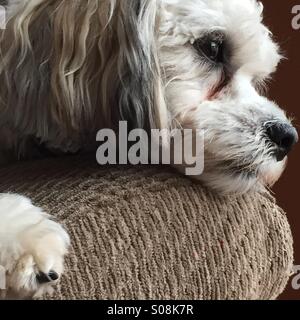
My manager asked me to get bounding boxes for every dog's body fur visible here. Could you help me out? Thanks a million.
[0,0,296,297]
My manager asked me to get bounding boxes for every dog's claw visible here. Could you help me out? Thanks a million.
[48,270,59,281]
[36,270,59,283]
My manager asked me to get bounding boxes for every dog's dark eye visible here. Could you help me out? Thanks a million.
[193,33,225,64]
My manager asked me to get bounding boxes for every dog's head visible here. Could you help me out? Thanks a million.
[154,0,298,193]
[1,0,297,194]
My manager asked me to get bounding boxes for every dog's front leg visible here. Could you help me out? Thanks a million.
[0,193,70,298]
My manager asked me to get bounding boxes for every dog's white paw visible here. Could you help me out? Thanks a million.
[0,194,70,298]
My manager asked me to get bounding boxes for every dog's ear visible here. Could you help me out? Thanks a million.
[116,0,169,131]
[0,0,169,140]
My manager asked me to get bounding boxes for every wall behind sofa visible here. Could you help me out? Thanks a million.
[262,0,300,300]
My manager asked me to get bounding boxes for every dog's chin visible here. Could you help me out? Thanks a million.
[258,157,287,188]
[195,157,288,195]
[227,157,287,195]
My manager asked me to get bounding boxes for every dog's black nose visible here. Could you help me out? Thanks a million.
[266,123,298,161]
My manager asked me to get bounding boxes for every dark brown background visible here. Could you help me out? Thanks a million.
[262,0,300,300]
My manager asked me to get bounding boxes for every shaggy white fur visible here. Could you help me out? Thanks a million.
[158,0,290,193]
[0,0,297,298]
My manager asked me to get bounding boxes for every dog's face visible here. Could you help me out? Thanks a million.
[157,0,298,193]
[0,0,297,194]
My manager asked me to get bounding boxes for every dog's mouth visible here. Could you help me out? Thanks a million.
[206,153,287,188]
[214,159,257,179]
[234,157,287,188]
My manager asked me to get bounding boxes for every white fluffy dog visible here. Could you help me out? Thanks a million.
[0,0,297,297]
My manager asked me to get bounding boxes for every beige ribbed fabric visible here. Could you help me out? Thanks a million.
[0,155,294,300]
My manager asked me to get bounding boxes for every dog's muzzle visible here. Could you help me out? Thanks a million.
[266,122,298,161]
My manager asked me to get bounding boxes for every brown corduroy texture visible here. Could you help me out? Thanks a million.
[0,155,294,300]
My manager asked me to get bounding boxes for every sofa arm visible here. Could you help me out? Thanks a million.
[0,155,294,300]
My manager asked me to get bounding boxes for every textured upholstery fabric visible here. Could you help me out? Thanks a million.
[0,155,294,300]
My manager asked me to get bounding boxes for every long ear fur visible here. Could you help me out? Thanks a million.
[115,0,169,131]
[0,0,169,153]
